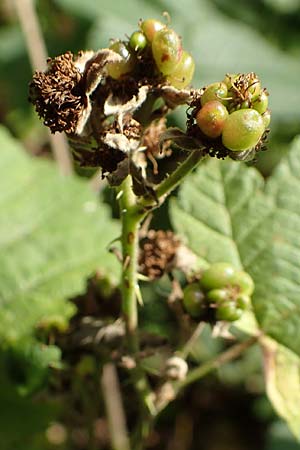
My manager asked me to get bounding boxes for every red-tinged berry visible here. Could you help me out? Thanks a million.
[152,28,182,76]
[201,82,228,106]
[196,100,229,138]
[166,51,195,89]
[140,19,165,42]
[222,109,265,151]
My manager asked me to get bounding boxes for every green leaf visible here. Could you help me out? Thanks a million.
[170,136,300,355]
[0,126,120,345]
[262,337,300,440]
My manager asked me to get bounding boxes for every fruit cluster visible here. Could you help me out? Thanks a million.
[195,73,271,152]
[107,18,195,89]
[183,262,254,322]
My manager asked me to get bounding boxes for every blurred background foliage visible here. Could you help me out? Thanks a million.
[0,0,300,448]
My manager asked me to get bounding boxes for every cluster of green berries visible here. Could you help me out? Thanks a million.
[195,73,271,152]
[183,263,254,322]
[107,18,195,89]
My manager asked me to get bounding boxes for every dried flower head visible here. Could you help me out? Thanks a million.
[29,52,86,134]
[139,230,180,280]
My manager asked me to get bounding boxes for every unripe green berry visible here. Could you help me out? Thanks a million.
[262,109,271,128]
[107,41,135,79]
[206,288,229,304]
[200,262,236,291]
[222,109,265,151]
[252,91,269,114]
[236,293,251,311]
[140,19,165,42]
[231,270,254,295]
[166,51,195,89]
[216,301,243,322]
[152,28,182,76]
[183,283,206,318]
[201,82,228,106]
[223,73,239,89]
[129,31,147,51]
[196,100,229,138]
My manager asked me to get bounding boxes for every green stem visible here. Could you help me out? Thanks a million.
[119,176,143,348]
[175,335,258,391]
[155,335,258,415]
[137,148,205,212]
[118,176,156,417]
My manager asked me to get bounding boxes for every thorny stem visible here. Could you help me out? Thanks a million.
[119,175,143,347]
[118,176,156,419]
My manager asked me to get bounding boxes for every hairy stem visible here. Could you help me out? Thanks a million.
[118,176,155,418]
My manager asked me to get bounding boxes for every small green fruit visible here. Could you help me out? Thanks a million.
[152,28,182,76]
[262,109,271,128]
[183,283,206,318]
[196,100,229,138]
[236,294,251,310]
[200,262,236,291]
[216,301,243,322]
[166,51,195,89]
[107,41,135,79]
[206,288,229,304]
[201,82,228,106]
[222,109,265,151]
[231,270,254,295]
[252,91,269,114]
[129,31,147,51]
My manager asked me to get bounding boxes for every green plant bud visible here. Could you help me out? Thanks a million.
[206,288,229,304]
[200,262,236,291]
[140,19,165,42]
[222,109,265,151]
[201,82,228,106]
[252,91,269,114]
[107,41,136,79]
[183,283,206,318]
[166,51,195,89]
[231,270,254,295]
[236,293,251,310]
[216,301,243,322]
[262,109,271,128]
[196,100,229,138]
[152,28,182,76]
[129,31,147,51]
